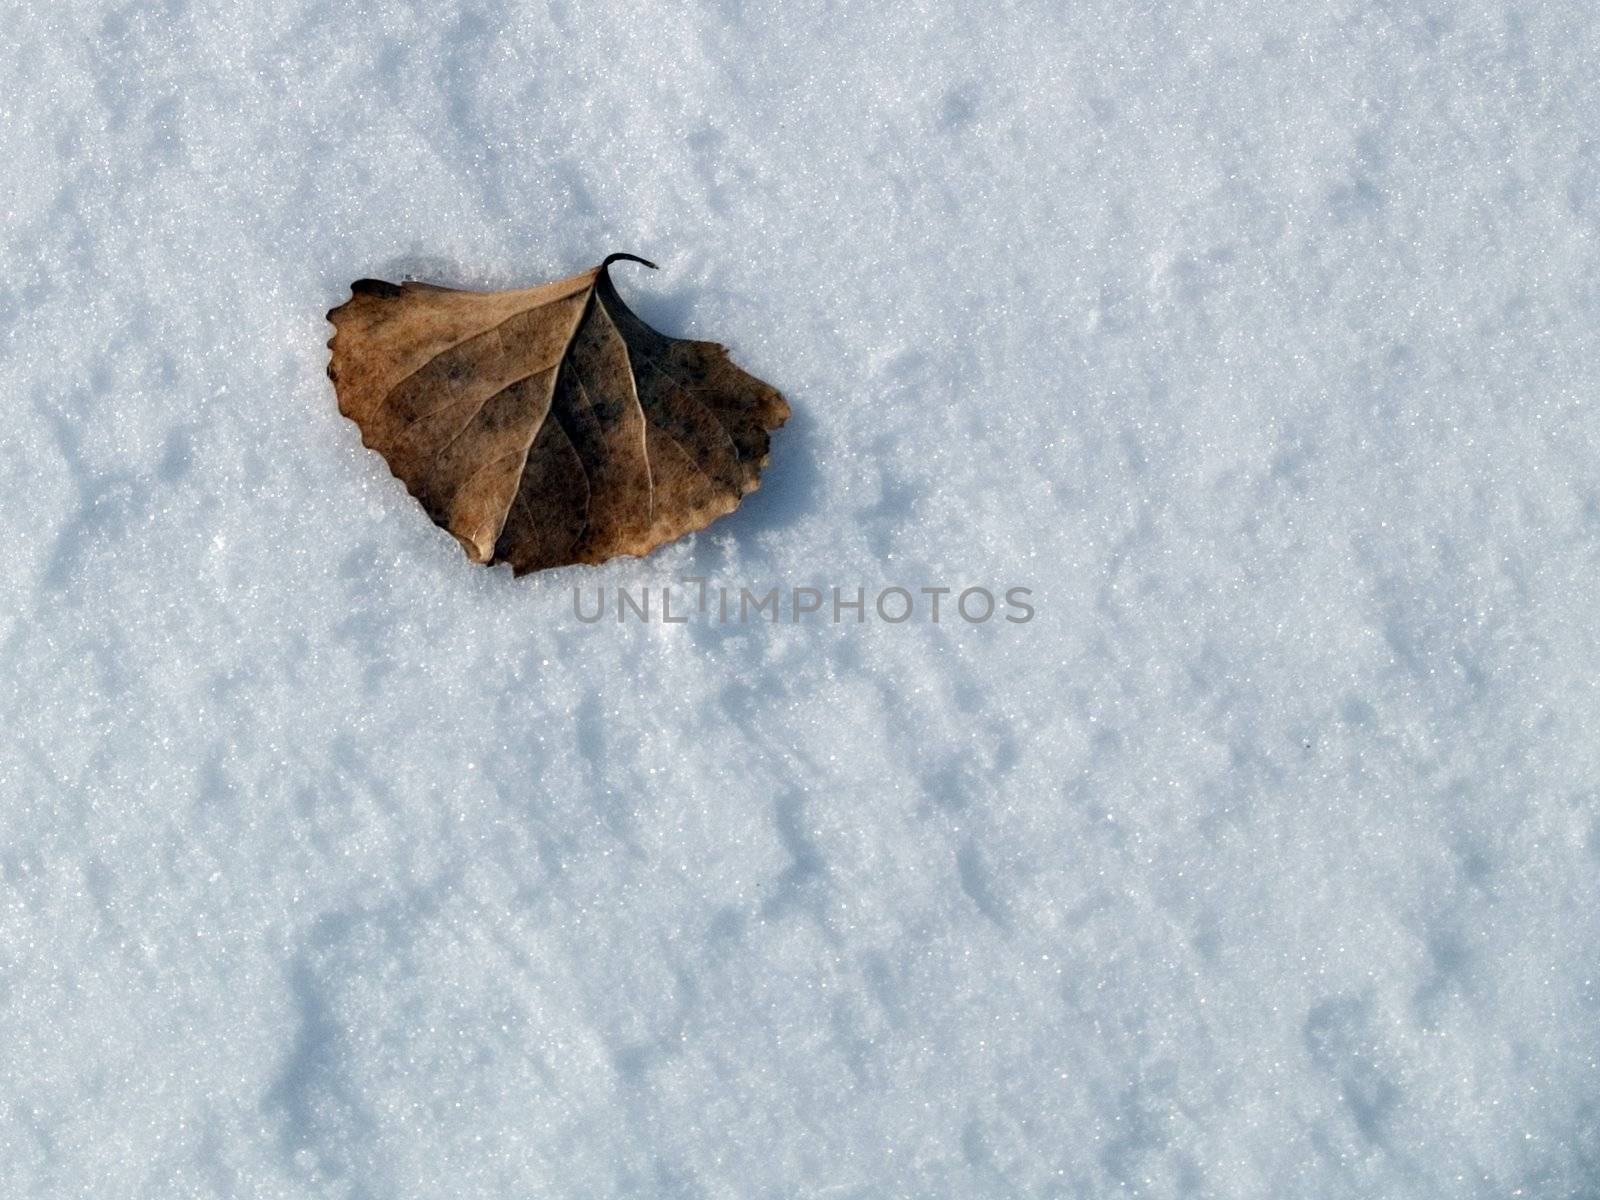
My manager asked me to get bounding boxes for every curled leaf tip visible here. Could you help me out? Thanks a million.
[601,253,658,272]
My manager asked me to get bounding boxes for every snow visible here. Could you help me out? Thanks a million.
[4,0,1600,1195]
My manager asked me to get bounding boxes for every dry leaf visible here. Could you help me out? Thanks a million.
[326,255,789,574]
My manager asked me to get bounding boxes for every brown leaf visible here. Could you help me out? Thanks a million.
[326,254,789,574]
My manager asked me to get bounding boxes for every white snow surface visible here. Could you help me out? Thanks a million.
[4,1,1600,1196]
